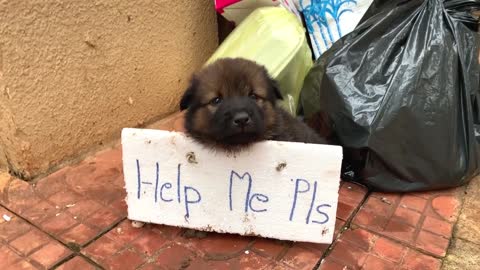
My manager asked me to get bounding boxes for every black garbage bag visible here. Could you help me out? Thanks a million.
[300,0,480,192]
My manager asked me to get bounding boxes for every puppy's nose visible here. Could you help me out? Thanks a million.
[233,112,251,127]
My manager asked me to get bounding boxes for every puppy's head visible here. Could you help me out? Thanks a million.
[180,58,283,149]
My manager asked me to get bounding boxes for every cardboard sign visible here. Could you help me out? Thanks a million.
[121,128,343,244]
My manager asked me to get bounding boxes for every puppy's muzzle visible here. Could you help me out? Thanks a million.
[232,112,251,128]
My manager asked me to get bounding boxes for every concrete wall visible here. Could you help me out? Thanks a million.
[0,0,218,179]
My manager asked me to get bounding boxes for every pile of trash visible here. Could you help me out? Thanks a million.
[210,0,480,192]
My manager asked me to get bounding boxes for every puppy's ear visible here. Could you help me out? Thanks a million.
[180,76,198,110]
[269,77,283,101]
[262,67,283,101]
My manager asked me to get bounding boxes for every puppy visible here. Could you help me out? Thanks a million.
[179,58,326,150]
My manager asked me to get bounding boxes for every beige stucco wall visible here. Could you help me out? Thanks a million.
[0,0,218,179]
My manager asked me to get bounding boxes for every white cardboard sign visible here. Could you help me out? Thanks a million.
[121,128,343,244]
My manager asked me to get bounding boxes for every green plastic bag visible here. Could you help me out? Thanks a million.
[207,7,313,115]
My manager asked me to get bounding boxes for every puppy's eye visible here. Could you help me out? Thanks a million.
[209,97,222,106]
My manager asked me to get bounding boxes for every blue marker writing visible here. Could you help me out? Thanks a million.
[136,159,141,199]
[306,181,318,224]
[289,179,310,221]
[184,186,201,218]
[154,162,159,202]
[160,183,173,202]
[136,159,154,200]
[229,171,252,212]
[312,204,332,225]
[177,164,181,203]
[249,193,269,212]
[229,170,269,213]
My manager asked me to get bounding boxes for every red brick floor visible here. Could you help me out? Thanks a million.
[0,113,465,269]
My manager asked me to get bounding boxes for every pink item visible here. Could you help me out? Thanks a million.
[215,0,242,13]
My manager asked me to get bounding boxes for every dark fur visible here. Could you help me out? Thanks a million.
[179,58,326,150]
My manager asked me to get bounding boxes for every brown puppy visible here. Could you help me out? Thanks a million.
[179,58,326,150]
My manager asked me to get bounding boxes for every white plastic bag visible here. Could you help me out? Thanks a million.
[293,0,373,59]
[215,0,281,24]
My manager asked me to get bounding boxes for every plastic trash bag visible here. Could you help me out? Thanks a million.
[207,7,313,115]
[299,0,480,192]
